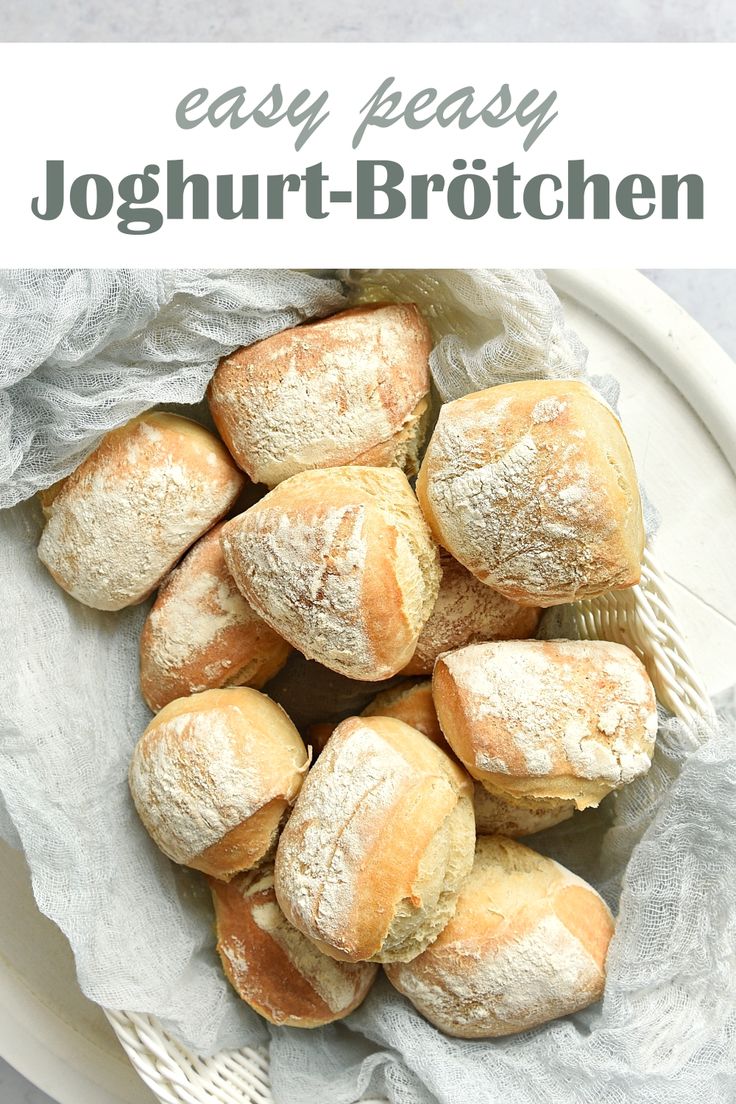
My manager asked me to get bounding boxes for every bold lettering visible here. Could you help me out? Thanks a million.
[523,174,563,219]
[117,165,163,234]
[356,160,406,217]
[31,160,65,220]
[616,174,656,219]
[266,173,301,218]
[69,174,114,220]
[661,174,704,219]
[167,161,209,218]
[568,161,610,219]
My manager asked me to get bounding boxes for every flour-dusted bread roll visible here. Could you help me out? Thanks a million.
[208,303,432,487]
[221,467,441,681]
[385,835,614,1037]
[140,523,291,712]
[472,785,574,837]
[416,379,645,606]
[433,639,658,811]
[362,682,568,835]
[37,413,245,611]
[210,862,378,1027]
[274,716,475,963]
[362,680,445,747]
[129,688,308,880]
[403,552,541,676]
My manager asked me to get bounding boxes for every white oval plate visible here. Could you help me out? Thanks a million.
[1,268,734,1104]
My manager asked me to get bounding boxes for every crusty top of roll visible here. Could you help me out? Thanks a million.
[37,412,245,611]
[140,523,291,712]
[274,715,474,963]
[129,688,307,871]
[384,835,614,1038]
[403,551,541,676]
[416,379,645,606]
[210,863,377,1028]
[208,303,432,486]
[221,466,441,681]
[433,639,658,810]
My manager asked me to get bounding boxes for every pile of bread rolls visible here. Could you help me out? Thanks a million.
[37,301,656,1039]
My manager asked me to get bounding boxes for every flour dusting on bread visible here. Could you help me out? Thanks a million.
[209,303,432,486]
[130,708,268,864]
[275,724,409,950]
[38,414,244,610]
[417,380,644,605]
[434,639,657,809]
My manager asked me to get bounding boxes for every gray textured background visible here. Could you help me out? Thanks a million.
[2,2,736,39]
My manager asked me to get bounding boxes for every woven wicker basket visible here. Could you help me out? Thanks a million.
[103,271,716,1104]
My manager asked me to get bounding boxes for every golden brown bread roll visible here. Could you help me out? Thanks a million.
[433,639,658,811]
[208,303,432,487]
[402,551,541,675]
[37,412,245,611]
[129,688,308,880]
[361,680,445,747]
[140,523,291,712]
[209,862,378,1027]
[385,835,614,1037]
[416,379,644,606]
[472,785,574,837]
[274,715,475,963]
[221,466,441,681]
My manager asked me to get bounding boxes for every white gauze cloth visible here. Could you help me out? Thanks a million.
[0,269,732,1097]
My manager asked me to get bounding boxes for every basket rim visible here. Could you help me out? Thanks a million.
[548,269,736,474]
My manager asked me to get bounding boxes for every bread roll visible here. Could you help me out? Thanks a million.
[362,682,570,835]
[361,680,445,747]
[210,862,378,1027]
[37,412,245,611]
[416,379,644,606]
[433,639,657,810]
[403,551,541,675]
[385,835,614,1037]
[221,467,441,681]
[140,523,291,712]
[129,688,308,880]
[208,303,432,487]
[472,785,574,837]
[274,716,474,963]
